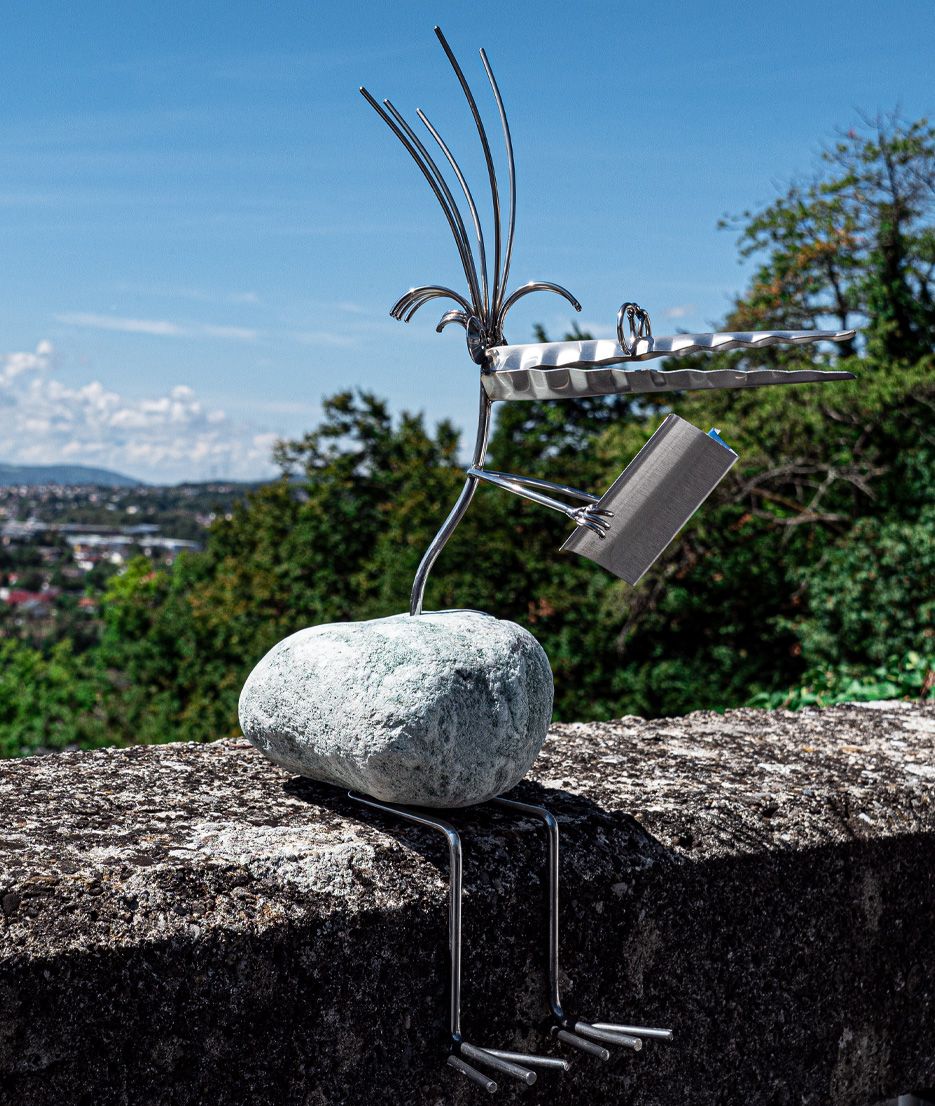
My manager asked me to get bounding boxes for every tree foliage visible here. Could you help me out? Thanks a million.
[723,112,935,361]
[3,112,935,754]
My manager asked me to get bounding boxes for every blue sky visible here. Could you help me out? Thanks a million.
[0,0,932,482]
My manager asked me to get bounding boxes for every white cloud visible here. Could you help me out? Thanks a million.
[577,321,615,340]
[664,303,698,320]
[0,342,278,483]
[55,313,184,336]
[110,284,262,307]
[337,302,377,315]
[54,313,259,341]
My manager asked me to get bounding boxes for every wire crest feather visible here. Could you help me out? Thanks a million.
[360,26,580,363]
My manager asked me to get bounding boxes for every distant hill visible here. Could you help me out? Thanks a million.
[0,463,142,488]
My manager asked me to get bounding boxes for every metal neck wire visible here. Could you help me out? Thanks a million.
[409,385,491,616]
[360,27,582,615]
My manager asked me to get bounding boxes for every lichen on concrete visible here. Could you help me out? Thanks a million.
[1,701,934,1105]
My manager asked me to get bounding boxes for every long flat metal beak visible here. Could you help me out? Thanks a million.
[561,415,737,584]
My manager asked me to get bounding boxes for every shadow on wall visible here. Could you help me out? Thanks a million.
[2,771,934,1106]
[284,775,935,1106]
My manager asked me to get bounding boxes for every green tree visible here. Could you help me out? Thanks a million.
[723,113,935,362]
[0,639,121,757]
[4,112,935,755]
[91,394,468,743]
[570,111,935,713]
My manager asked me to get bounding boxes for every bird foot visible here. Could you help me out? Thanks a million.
[448,1040,569,1093]
[553,1017,673,1061]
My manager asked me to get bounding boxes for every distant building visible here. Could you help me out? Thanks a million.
[0,519,201,570]
[0,588,60,615]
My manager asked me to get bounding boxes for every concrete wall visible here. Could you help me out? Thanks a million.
[1,702,934,1105]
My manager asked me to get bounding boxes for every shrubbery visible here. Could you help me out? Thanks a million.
[2,113,934,754]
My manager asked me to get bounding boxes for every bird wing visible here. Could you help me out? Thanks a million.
[482,329,856,401]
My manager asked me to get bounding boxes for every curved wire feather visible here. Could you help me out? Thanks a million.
[479,48,516,317]
[381,99,484,314]
[437,310,469,332]
[417,108,489,317]
[360,27,580,359]
[359,87,482,314]
[498,282,583,330]
[432,27,502,324]
[390,286,473,320]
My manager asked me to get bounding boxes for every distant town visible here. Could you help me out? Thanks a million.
[0,478,260,638]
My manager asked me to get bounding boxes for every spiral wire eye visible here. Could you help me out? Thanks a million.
[616,302,653,357]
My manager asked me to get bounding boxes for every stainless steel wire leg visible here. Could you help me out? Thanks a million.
[347,791,556,1090]
[490,796,674,1059]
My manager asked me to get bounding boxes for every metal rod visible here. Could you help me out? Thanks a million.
[382,98,484,315]
[566,1020,642,1050]
[497,280,582,331]
[491,797,563,1017]
[393,287,470,319]
[402,292,466,323]
[391,285,472,319]
[410,385,492,616]
[437,309,468,333]
[347,792,463,1038]
[479,48,515,316]
[434,27,502,333]
[490,798,674,1055]
[482,1050,570,1071]
[418,108,489,319]
[476,468,600,503]
[404,295,454,323]
[592,1023,674,1042]
[447,1054,496,1093]
[460,1043,536,1085]
[468,468,610,536]
[359,87,480,316]
[468,468,582,517]
[409,476,477,616]
[555,1030,609,1061]
[348,791,569,1088]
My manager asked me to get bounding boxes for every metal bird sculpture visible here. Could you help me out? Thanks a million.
[362,28,854,618]
[348,27,855,1090]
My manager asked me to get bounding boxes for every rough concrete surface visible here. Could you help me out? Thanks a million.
[238,610,553,806]
[1,701,934,1106]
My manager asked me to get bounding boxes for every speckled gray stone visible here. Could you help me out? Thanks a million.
[238,608,554,807]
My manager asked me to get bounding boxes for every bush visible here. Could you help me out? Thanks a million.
[749,651,935,710]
